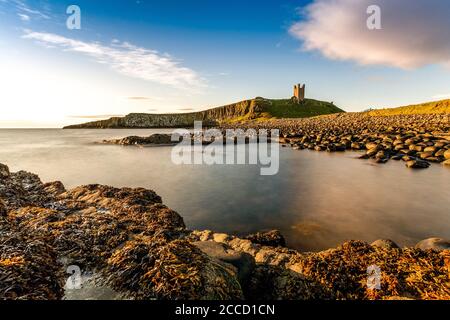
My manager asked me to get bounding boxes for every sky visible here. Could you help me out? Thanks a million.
[1,0,450,127]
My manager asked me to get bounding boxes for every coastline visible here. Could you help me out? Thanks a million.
[1,163,449,300]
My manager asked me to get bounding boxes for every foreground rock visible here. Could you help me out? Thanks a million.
[416,238,450,251]
[1,163,450,300]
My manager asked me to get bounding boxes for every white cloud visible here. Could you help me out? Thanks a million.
[17,13,29,21]
[290,0,450,69]
[13,0,50,19]
[22,30,207,90]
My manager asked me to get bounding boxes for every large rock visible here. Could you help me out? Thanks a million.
[415,238,450,251]
[106,237,244,300]
[371,239,400,249]
[245,265,334,300]
[193,241,255,284]
[244,230,287,247]
[405,160,430,169]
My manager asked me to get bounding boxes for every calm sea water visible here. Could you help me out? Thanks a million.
[1,129,449,251]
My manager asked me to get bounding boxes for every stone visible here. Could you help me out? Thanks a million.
[444,149,450,160]
[419,152,433,159]
[405,160,430,169]
[365,142,378,150]
[213,233,231,243]
[43,181,66,196]
[245,265,334,300]
[423,146,437,153]
[0,163,9,178]
[193,241,255,284]
[442,159,450,166]
[366,147,379,157]
[244,230,287,247]
[415,238,450,251]
[371,239,400,249]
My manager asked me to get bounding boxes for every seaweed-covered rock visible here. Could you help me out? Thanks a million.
[103,134,176,146]
[0,224,64,300]
[296,241,450,300]
[244,230,286,247]
[10,184,186,269]
[105,237,244,300]
[245,265,334,300]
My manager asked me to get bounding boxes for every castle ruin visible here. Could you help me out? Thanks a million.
[293,83,305,103]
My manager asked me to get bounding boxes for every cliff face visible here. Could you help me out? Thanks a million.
[64,99,264,129]
[63,98,342,129]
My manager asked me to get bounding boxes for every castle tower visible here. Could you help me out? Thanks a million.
[293,83,305,103]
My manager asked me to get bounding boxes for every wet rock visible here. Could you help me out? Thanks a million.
[406,160,430,169]
[445,150,450,160]
[103,134,177,146]
[0,223,64,300]
[371,239,400,249]
[245,265,334,300]
[43,181,66,197]
[442,159,450,166]
[106,237,244,300]
[415,238,450,251]
[193,241,255,285]
[297,241,450,300]
[244,230,286,247]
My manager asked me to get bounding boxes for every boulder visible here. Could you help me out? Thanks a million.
[371,239,400,249]
[416,238,450,251]
[193,241,255,284]
[405,160,430,169]
[106,238,244,300]
[244,265,334,300]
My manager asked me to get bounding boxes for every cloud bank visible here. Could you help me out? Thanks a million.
[290,0,450,69]
[23,30,206,90]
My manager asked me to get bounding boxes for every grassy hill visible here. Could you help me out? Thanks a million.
[261,98,344,119]
[368,99,450,116]
[64,97,344,128]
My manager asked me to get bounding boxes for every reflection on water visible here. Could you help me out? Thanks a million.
[0,129,449,251]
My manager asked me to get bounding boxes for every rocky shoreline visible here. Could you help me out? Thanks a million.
[101,113,450,169]
[224,113,450,169]
[1,163,450,300]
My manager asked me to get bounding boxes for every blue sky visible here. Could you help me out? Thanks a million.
[1,0,450,127]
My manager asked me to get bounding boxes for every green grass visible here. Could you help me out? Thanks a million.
[262,98,344,118]
[368,99,450,116]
